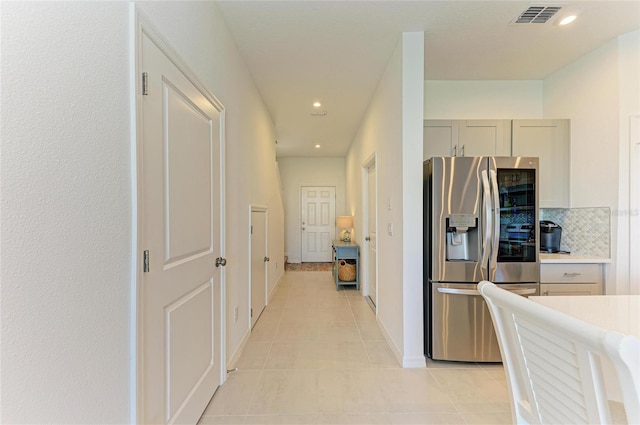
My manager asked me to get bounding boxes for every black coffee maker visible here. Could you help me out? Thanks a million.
[540,220,562,253]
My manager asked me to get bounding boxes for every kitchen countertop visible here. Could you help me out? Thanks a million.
[540,253,611,264]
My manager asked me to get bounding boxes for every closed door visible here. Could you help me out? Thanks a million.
[251,210,267,328]
[301,186,335,262]
[140,31,223,424]
[367,165,377,306]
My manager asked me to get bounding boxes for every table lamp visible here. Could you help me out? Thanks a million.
[337,216,354,242]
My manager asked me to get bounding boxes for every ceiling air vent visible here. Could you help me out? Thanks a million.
[514,6,562,24]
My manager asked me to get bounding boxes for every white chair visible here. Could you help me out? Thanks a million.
[478,281,640,425]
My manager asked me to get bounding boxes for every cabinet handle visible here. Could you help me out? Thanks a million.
[461,144,465,156]
[453,145,457,156]
[365,236,371,241]
[563,272,582,277]
[543,291,549,296]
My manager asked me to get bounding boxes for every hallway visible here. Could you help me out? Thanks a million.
[199,271,511,424]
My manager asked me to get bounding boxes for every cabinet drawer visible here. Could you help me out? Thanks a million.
[540,282,602,296]
[540,264,601,283]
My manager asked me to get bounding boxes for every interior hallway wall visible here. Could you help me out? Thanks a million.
[278,157,346,263]
[1,1,284,422]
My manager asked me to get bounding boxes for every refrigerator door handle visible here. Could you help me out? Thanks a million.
[480,170,492,275]
[489,170,500,272]
[437,287,537,296]
[437,287,479,296]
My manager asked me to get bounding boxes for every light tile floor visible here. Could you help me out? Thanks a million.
[199,271,512,425]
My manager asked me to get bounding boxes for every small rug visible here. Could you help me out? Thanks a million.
[285,262,333,271]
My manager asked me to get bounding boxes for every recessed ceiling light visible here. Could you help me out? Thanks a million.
[313,102,322,108]
[559,15,577,25]
[315,144,321,149]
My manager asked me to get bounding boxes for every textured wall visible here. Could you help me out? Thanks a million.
[1,2,132,423]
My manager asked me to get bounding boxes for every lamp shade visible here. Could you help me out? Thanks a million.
[336,216,354,229]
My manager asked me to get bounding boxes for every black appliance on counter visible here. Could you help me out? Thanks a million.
[540,220,562,253]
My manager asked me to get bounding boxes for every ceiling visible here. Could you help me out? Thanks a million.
[215,1,640,158]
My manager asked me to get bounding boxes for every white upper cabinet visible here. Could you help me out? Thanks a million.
[424,119,511,160]
[511,119,570,208]
[458,120,511,157]
[423,120,458,159]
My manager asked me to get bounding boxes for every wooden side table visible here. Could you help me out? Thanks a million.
[332,240,359,290]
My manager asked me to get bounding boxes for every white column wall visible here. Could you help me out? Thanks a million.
[345,32,425,367]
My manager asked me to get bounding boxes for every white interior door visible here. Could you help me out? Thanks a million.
[367,165,378,306]
[301,186,335,262]
[140,30,223,424]
[251,209,267,328]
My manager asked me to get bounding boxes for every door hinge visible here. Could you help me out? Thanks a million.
[142,72,149,95]
[143,250,150,273]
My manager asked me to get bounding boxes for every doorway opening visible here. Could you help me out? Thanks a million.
[362,153,378,311]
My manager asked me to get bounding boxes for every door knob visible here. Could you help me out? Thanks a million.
[215,257,227,267]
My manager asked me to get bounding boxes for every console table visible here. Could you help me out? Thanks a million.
[332,240,359,290]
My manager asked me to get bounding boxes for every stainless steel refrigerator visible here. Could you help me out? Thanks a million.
[424,156,540,362]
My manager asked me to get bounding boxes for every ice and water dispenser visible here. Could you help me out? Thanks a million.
[445,213,479,261]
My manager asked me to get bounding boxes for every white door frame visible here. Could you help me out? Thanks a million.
[361,152,378,307]
[249,205,268,327]
[629,115,640,294]
[132,9,226,422]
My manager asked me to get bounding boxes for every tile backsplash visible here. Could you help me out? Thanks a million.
[540,207,610,257]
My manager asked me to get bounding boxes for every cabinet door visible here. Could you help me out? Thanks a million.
[512,119,570,208]
[540,282,602,296]
[424,120,458,159]
[458,120,511,157]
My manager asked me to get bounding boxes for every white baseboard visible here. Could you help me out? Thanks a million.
[226,328,250,371]
[227,272,287,371]
[377,313,426,369]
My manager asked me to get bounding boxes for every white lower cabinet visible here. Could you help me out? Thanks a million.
[540,263,604,296]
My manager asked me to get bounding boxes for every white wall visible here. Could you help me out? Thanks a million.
[617,30,640,294]
[278,157,346,263]
[1,3,131,423]
[345,33,425,367]
[0,1,284,422]
[544,30,640,295]
[425,81,543,119]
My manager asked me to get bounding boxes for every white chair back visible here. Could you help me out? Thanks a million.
[478,281,640,425]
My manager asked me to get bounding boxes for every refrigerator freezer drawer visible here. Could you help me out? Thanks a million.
[430,282,539,362]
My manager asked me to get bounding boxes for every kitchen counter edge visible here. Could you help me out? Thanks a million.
[540,253,611,264]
